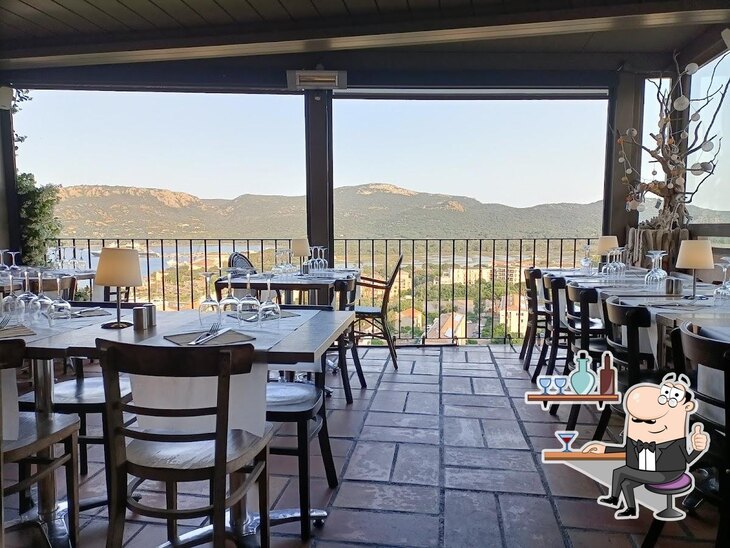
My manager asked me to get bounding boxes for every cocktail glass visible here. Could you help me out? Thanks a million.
[538,376,553,395]
[556,430,579,452]
[554,376,568,395]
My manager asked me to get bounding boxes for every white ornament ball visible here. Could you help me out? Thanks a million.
[626,128,638,138]
[626,168,633,175]
[691,112,700,122]
[675,176,685,186]
[701,141,714,152]
[685,63,699,75]
[667,183,674,189]
[637,204,646,212]
[701,161,714,172]
[673,95,690,111]
[691,163,704,176]
[681,131,689,139]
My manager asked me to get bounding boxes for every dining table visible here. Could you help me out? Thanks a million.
[1,306,355,548]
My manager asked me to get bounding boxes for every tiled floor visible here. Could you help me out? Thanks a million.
[3,345,719,547]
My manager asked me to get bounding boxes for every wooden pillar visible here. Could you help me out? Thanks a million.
[0,87,20,250]
[603,72,643,243]
[304,90,334,265]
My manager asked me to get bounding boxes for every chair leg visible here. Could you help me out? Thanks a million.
[101,410,114,515]
[524,322,539,372]
[519,320,531,360]
[641,518,665,548]
[257,447,270,548]
[65,432,80,547]
[530,340,549,383]
[18,461,34,512]
[165,481,177,542]
[211,478,226,548]
[106,463,126,548]
[350,340,367,388]
[317,407,338,489]
[545,333,560,376]
[379,315,398,369]
[593,406,612,440]
[78,413,88,476]
[337,337,353,405]
[521,323,534,369]
[296,420,311,541]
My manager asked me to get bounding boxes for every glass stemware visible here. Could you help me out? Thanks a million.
[2,273,26,325]
[17,269,38,312]
[554,376,568,395]
[713,262,730,306]
[31,270,54,314]
[555,430,578,452]
[198,271,221,327]
[0,249,8,271]
[219,268,241,324]
[645,250,668,286]
[258,275,281,325]
[537,376,553,395]
[7,251,21,275]
[237,271,261,326]
[48,276,72,320]
[579,244,593,273]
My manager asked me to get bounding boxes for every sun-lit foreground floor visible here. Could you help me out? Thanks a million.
[4,345,718,547]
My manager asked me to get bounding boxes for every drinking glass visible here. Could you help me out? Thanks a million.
[219,268,241,324]
[31,270,54,314]
[7,251,21,275]
[18,269,38,311]
[0,249,8,271]
[579,244,593,273]
[537,376,553,395]
[2,273,26,325]
[198,271,221,327]
[554,376,568,395]
[555,430,578,452]
[645,250,668,286]
[614,247,627,278]
[713,263,730,306]
[237,271,261,326]
[258,275,281,325]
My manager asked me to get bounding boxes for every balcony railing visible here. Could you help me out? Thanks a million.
[48,237,593,344]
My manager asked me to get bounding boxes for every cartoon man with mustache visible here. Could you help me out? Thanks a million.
[581,373,709,519]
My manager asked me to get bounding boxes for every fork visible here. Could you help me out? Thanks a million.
[191,321,220,344]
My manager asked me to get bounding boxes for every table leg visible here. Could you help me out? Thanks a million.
[338,334,353,404]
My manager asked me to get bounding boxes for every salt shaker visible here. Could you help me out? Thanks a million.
[143,303,156,326]
[133,307,148,331]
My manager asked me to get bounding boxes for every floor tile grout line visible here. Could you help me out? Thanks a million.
[487,344,573,548]
[438,345,446,548]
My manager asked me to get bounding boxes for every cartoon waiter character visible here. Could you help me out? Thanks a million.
[581,373,709,519]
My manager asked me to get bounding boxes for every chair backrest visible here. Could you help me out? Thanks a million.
[0,339,25,371]
[379,255,404,315]
[675,322,729,432]
[97,340,255,486]
[30,276,77,300]
[524,268,542,317]
[566,283,599,350]
[603,296,651,386]
[542,275,565,331]
[102,286,130,303]
[228,252,256,272]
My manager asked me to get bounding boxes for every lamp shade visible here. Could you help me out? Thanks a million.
[675,240,715,270]
[291,237,310,257]
[95,248,143,287]
[595,235,619,255]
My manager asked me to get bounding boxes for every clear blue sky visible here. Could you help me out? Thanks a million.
[11,82,726,209]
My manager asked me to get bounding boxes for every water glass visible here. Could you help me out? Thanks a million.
[219,268,241,324]
[198,271,221,327]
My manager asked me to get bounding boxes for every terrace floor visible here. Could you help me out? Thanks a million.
[4,345,719,547]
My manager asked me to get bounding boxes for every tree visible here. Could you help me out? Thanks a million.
[16,172,61,265]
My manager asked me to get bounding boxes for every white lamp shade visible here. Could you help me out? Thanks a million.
[595,235,619,255]
[675,240,715,270]
[291,237,310,257]
[95,248,143,287]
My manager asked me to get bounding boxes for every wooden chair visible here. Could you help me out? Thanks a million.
[646,323,728,548]
[349,255,403,370]
[265,305,339,541]
[102,286,130,303]
[2,339,80,546]
[29,275,77,300]
[97,339,274,548]
[530,275,570,382]
[520,268,548,372]
[592,296,666,440]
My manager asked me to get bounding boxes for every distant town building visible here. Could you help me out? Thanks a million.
[425,312,467,344]
[498,295,529,335]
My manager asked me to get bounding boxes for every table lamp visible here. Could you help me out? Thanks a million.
[291,237,310,273]
[675,239,714,300]
[95,248,142,328]
[595,235,619,267]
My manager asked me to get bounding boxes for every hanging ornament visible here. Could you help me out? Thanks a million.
[626,128,638,138]
[700,161,714,172]
[667,183,674,189]
[675,176,685,187]
[637,203,646,212]
[685,63,699,75]
[670,145,679,153]
[626,168,633,175]
[680,131,689,139]
[691,163,704,175]
[691,112,700,122]
[618,157,625,163]
[673,95,690,111]
[651,170,658,176]
[701,141,714,152]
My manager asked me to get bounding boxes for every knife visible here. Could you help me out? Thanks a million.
[189,327,231,345]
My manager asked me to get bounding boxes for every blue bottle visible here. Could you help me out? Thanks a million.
[569,353,597,395]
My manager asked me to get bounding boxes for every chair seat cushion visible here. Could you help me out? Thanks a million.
[3,412,80,462]
[19,376,132,410]
[126,422,276,473]
[266,383,322,420]
[355,306,381,316]
[647,473,692,492]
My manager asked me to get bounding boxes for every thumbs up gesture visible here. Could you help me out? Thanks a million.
[691,423,709,452]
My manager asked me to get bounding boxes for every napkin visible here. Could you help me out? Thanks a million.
[0,325,36,339]
[228,310,300,322]
[71,308,112,318]
[164,330,256,346]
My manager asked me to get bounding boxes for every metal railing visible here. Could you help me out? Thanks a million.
[49,237,592,344]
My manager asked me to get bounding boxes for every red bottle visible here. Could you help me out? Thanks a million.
[599,353,617,395]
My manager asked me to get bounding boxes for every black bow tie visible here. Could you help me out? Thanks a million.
[636,440,657,453]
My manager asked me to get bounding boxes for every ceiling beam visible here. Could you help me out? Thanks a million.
[0,3,729,70]
[675,24,730,69]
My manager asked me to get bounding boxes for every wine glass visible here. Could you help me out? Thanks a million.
[258,274,281,325]
[198,271,221,327]
[31,270,54,314]
[579,244,593,273]
[645,250,668,286]
[537,376,553,395]
[17,269,38,311]
[7,251,21,275]
[0,249,8,271]
[2,273,26,325]
[713,263,730,306]
[237,271,261,326]
[554,376,568,395]
[555,430,578,452]
[219,268,241,324]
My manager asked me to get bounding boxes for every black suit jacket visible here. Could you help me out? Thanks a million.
[606,437,701,472]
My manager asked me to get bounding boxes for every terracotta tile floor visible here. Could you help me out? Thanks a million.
[3,345,720,547]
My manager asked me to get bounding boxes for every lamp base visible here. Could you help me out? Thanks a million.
[101,321,133,329]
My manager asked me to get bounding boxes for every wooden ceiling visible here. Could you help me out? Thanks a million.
[0,1,729,74]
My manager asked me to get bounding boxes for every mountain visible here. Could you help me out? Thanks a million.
[53,183,729,239]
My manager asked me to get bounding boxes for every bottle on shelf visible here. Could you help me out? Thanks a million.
[599,352,617,395]
[568,351,597,395]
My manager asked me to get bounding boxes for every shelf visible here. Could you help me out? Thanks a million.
[526,393,621,410]
[542,450,626,462]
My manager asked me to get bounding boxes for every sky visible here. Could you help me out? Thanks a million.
[13,91,608,208]
[11,64,728,209]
